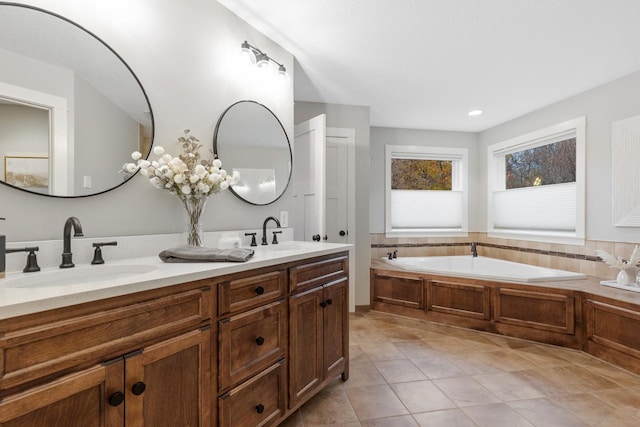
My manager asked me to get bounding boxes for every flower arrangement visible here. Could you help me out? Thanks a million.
[121,129,238,199]
[596,245,640,286]
[121,130,238,246]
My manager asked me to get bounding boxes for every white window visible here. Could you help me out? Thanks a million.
[385,145,468,237]
[487,116,586,245]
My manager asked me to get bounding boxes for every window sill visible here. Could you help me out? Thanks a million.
[488,230,585,246]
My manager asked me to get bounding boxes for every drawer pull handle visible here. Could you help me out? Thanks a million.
[256,336,265,346]
[131,381,146,396]
[255,286,265,295]
[256,403,265,414]
[108,391,125,407]
[326,298,333,306]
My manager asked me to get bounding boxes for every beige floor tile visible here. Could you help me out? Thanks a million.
[345,384,409,420]
[575,358,640,387]
[374,359,427,383]
[510,368,582,397]
[358,342,407,361]
[393,341,438,359]
[432,377,501,407]
[473,372,546,401]
[279,410,303,427]
[592,385,640,416]
[391,380,456,413]
[462,403,534,427]
[343,362,386,389]
[411,356,467,379]
[513,345,574,368]
[552,364,620,392]
[554,393,640,427]
[508,398,590,427]
[300,386,359,425]
[360,415,418,426]
[349,344,371,365]
[412,409,476,427]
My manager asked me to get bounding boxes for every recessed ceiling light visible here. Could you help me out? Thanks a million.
[468,110,483,116]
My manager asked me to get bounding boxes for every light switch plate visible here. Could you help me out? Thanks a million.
[279,210,288,228]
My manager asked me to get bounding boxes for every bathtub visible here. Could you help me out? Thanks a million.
[382,255,586,283]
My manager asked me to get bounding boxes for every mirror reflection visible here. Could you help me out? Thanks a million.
[214,101,291,205]
[0,3,153,197]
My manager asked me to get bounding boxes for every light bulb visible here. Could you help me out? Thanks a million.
[240,41,255,66]
[256,53,270,70]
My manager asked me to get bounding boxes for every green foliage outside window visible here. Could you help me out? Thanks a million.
[391,159,452,190]
[505,138,576,189]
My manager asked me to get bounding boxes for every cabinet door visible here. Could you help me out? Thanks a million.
[288,286,323,408]
[125,327,212,427]
[0,362,123,427]
[372,272,424,309]
[323,278,348,381]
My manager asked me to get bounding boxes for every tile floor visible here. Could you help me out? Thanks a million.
[281,310,640,427]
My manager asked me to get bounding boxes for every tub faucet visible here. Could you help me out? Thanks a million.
[261,216,281,245]
[60,217,84,268]
[471,242,478,258]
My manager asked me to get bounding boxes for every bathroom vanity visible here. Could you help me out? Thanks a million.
[0,243,350,427]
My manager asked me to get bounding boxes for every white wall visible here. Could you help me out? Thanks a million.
[294,101,371,306]
[479,70,640,243]
[369,127,480,233]
[1,0,294,242]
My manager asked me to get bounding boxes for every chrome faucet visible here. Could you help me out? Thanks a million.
[60,217,84,268]
[471,242,478,258]
[261,216,281,245]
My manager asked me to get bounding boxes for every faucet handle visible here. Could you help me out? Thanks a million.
[244,232,257,247]
[6,246,40,273]
[91,241,118,265]
[272,230,282,245]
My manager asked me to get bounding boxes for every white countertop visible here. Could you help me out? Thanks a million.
[0,242,352,320]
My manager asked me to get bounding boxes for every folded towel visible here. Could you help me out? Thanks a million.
[159,245,254,263]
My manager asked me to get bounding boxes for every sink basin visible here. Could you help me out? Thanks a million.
[3,264,158,289]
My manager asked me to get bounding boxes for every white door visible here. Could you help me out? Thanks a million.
[325,136,348,243]
[293,114,326,242]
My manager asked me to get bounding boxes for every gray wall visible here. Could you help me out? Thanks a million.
[1,0,294,242]
[479,70,640,242]
[294,101,371,306]
[369,127,480,233]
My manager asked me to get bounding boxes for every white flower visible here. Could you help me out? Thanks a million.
[131,151,142,160]
[181,184,192,194]
[173,174,184,184]
[210,173,221,183]
[149,177,163,189]
[140,168,149,176]
[153,146,165,155]
[124,163,138,174]
[232,170,240,180]
[189,174,199,184]
[194,164,206,178]
[139,160,150,169]
[220,181,229,190]
[211,167,220,174]
[152,161,159,168]
[162,153,172,163]
[213,159,222,168]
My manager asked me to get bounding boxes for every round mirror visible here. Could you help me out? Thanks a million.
[0,3,153,197]
[214,100,291,205]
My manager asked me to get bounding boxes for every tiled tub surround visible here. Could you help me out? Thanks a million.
[371,233,639,281]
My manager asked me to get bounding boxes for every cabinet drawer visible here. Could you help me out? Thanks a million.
[0,287,210,391]
[218,270,286,316]
[219,300,287,391]
[219,359,286,427]
[290,254,348,293]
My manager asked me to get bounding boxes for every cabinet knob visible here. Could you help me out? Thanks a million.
[255,286,265,295]
[108,391,125,407]
[320,301,327,308]
[326,298,333,306]
[312,234,321,242]
[131,381,146,396]
[256,403,265,414]
[256,336,265,346]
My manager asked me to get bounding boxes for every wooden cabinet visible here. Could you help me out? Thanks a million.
[0,327,212,427]
[289,277,348,408]
[427,280,491,320]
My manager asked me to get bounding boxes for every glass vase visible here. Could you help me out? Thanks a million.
[181,196,208,247]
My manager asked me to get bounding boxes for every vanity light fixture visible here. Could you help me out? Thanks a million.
[468,109,483,116]
[241,40,288,83]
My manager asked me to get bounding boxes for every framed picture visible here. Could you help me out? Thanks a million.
[4,155,49,193]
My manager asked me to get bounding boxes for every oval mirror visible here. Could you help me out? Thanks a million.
[214,101,291,205]
[0,3,153,197]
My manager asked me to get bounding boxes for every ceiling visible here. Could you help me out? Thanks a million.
[218,0,640,132]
